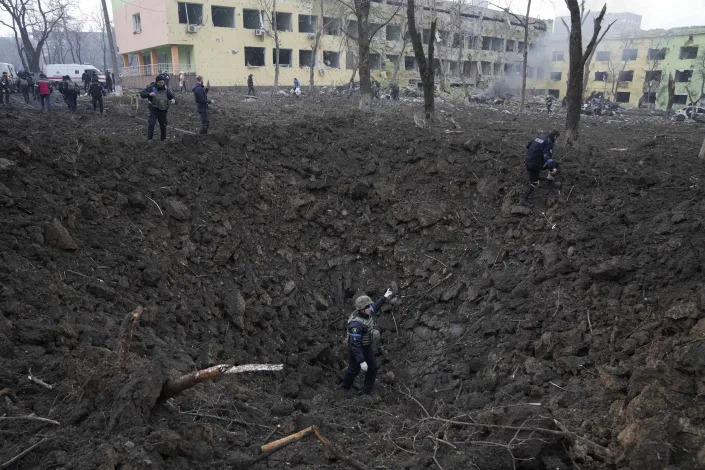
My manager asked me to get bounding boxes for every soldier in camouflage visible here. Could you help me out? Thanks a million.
[341,288,393,395]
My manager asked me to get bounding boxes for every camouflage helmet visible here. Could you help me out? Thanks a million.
[354,295,373,310]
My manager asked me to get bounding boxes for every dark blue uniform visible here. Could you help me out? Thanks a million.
[521,133,558,203]
[341,295,387,394]
[192,82,210,134]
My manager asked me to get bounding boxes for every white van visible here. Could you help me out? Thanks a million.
[43,64,106,84]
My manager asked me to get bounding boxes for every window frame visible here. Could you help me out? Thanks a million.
[132,12,142,33]
[178,2,204,25]
[244,46,266,67]
[211,5,235,28]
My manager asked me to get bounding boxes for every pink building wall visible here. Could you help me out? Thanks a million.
[112,0,169,54]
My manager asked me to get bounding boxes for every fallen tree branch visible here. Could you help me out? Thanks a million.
[27,368,54,390]
[420,416,611,462]
[118,306,144,365]
[159,363,284,402]
[252,425,371,470]
[0,414,60,425]
[0,438,48,469]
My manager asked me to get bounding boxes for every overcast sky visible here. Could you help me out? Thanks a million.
[492,0,705,30]
[2,0,705,36]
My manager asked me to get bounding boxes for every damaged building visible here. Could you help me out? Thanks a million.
[549,14,705,110]
[113,0,552,92]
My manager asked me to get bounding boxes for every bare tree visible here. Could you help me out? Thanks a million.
[643,37,667,109]
[258,0,283,86]
[407,0,436,123]
[691,49,705,105]
[699,132,705,159]
[0,0,70,73]
[564,1,607,145]
[336,0,401,110]
[99,0,120,86]
[560,1,616,101]
[666,72,675,112]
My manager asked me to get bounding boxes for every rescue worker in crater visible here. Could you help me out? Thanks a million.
[341,287,393,395]
[520,129,560,207]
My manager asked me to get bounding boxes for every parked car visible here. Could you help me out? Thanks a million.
[43,64,105,85]
[673,105,705,122]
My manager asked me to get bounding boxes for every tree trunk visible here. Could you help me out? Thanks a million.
[699,133,705,159]
[100,0,121,85]
[273,0,279,87]
[666,72,675,111]
[582,47,596,99]
[408,0,435,121]
[309,0,324,91]
[354,0,372,111]
[519,0,531,111]
[11,19,28,71]
[564,2,584,144]
[457,37,469,99]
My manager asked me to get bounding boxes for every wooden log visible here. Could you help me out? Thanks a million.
[159,363,283,402]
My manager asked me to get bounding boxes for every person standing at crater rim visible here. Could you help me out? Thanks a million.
[520,129,560,207]
[341,287,394,395]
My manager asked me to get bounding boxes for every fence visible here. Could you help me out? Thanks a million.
[120,63,196,77]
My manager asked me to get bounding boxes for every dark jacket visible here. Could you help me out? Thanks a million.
[525,134,557,170]
[247,75,253,87]
[0,75,10,90]
[347,295,387,364]
[89,81,105,98]
[192,82,210,112]
[62,79,80,95]
[105,75,113,87]
[81,72,88,83]
[140,84,175,111]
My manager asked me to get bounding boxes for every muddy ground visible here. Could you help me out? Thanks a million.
[1,88,705,470]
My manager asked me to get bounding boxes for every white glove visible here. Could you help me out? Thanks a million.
[170,99,176,104]
[360,361,368,372]
[384,288,393,299]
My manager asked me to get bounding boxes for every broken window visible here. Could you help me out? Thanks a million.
[550,71,562,80]
[680,46,698,59]
[506,40,515,52]
[452,33,463,48]
[386,25,402,41]
[551,51,564,61]
[323,17,341,35]
[370,53,381,70]
[481,36,491,50]
[386,55,399,66]
[439,30,449,45]
[675,69,693,82]
[405,56,417,71]
[423,29,430,44]
[132,13,141,33]
[462,61,473,77]
[642,92,656,104]
[449,61,458,74]
[346,20,358,39]
[273,48,292,66]
[618,70,634,82]
[243,9,262,29]
[323,51,340,68]
[594,71,608,81]
[647,48,666,60]
[615,91,630,103]
[178,2,203,25]
[673,94,687,105]
[298,15,316,33]
[212,6,235,28]
[644,70,662,83]
[492,38,503,51]
[622,49,638,60]
[244,47,265,66]
[548,89,560,99]
[481,61,491,74]
[346,51,356,69]
[274,12,292,31]
[299,50,314,68]
[370,23,383,39]
[469,36,480,50]
[596,50,610,61]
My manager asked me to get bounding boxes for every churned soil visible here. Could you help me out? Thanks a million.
[1,89,705,470]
